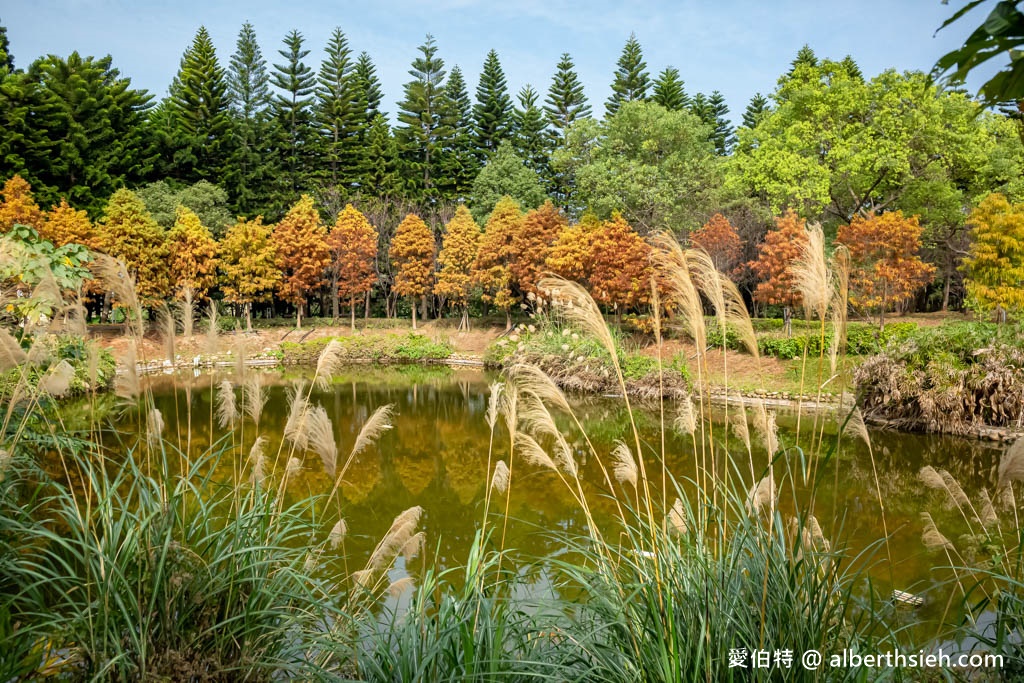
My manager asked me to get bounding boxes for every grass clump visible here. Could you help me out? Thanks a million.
[280,331,454,365]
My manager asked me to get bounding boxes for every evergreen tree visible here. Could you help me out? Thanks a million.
[512,85,549,181]
[438,65,478,200]
[742,92,770,129]
[606,33,649,117]
[473,49,513,157]
[789,44,818,75]
[395,34,449,201]
[706,91,734,154]
[689,92,712,125]
[652,67,688,110]
[362,113,398,197]
[0,22,13,72]
[271,30,317,199]
[840,55,864,81]
[469,141,545,224]
[226,21,273,217]
[168,27,233,183]
[544,52,590,138]
[317,27,363,190]
[353,51,383,122]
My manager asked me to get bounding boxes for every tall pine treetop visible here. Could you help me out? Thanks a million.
[545,52,590,135]
[606,33,649,117]
[228,22,270,118]
[473,49,512,157]
[396,34,450,199]
[652,67,688,111]
[353,52,383,120]
[742,92,769,129]
[170,27,230,136]
[272,30,316,111]
[0,22,13,72]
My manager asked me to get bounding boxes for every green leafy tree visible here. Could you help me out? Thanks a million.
[553,100,722,233]
[512,85,549,181]
[934,0,1024,106]
[606,33,649,117]
[473,49,513,158]
[317,27,363,191]
[0,224,91,324]
[741,92,770,129]
[136,180,233,238]
[167,26,233,183]
[0,21,13,72]
[395,35,450,201]
[469,141,545,224]
[271,30,317,200]
[226,21,274,217]
[652,67,688,111]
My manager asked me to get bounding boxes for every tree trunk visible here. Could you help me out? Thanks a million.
[350,297,356,332]
[783,306,792,337]
[942,272,951,312]
[297,303,303,330]
[332,277,339,322]
[505,308,511,331]
[411,299,417,330]
[365,291,370,321]
[420,295,429,323]
[461,305,469,331]
[245,302,252,332]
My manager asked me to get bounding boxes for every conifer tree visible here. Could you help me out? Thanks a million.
[272,30,317,200]
[0,174,43,232]
[272,195,330,328]
[790,44,818,74]
[962,193,1024,316]
[317,27,363,190]
[473,195,523,329]
[220,216,280,329]
[706,91,734,154]
[96,189,170,308]
[353,52,383,122]
[41,198,94,248]
[0,22,13,72]
[434,205,481,329]
[652,67,688,111]
[512,85,549,181]
[327,204,378,328]
[362,114,399,197]
[226,22,274,216]
[544,52,590,138]
[606,33,650,117]
[390,212,435,328]
[473,49,513,158]
[168,26,232,183]
[742,92,770,129]
[166,206,219,300]
[590,212,652,316]
[510,199,566,298]
[395,35,450,201]
[438,65,478,200]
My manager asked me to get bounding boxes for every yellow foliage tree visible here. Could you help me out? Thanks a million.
[41,199,96,248]
[167,206,219,301]
[435,206,481,330]
[0,175,43,232]
[271,195,330,328]
[473,196,523,329]
[390,213,435,329]
[962,193,1024,318]
[96,189,170,309]
[545,212,602,285]
[327,204,379,330]
[220,216,280,330]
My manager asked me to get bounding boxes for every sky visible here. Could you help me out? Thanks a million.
[1,1,999,124]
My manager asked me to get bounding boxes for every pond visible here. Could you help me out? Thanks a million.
[71,364,1007,643]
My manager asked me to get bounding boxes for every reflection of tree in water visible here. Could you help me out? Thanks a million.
[340,452,382,504]
[442,445,487,505]
[393,451,437,496]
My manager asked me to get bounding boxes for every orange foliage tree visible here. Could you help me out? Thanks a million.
[510,200,567,301]
[271,195,330,328]
[435,206,481,330]
[167,206,219,301]
[327,204,379,329]
[590,212,653,317]
[220,216,280,330]
[837,210,935,327]
[749,209,809,330]
[473,196,523,329]
[390,213,435,329]
[0,175,43,232]
[546,212,602,285]
[96,189,170,309]
[690,213,743,276]
[41,199,96,248]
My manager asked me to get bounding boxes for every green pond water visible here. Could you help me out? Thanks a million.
[74,364,1008,641]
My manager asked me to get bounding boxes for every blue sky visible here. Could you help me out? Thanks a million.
[2,1,997,123]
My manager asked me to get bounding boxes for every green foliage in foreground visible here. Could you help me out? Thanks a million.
[280,331,454,364]
[0,335,115,400]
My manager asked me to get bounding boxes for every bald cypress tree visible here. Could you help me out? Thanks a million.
[168,26,233,183]
[652,67,688,111]
[544,52,590,140]
[606,33,649,117]
[473,49,512,159]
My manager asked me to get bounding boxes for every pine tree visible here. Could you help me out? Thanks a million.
[271,30,317,199]
[0,22,13,72]
[652,67,688,111]
[96,189,170,308]
[434,205,481,329]
[166,206,219,300]
[544,52,590,138]
[840,55,864,81]
[512,85,549,182]
[606,33,650,117]
[226,22,274,217]
[220,216,280,329]
[706,91,734,154]
[317,27,363,190]
[362,114,399,197]
[438,65,478,200]
[271,194,330,327]
[353,52,383,122]
[789,44,818,75]
[395,35,450,201]
[742,92,770,129]
[168,27,232,184]
[473,49,513,158]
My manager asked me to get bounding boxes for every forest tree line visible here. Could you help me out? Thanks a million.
[2,20,1024,323]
